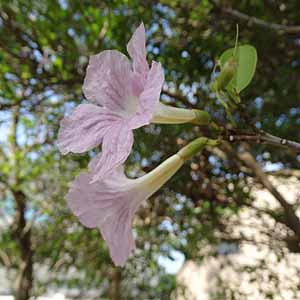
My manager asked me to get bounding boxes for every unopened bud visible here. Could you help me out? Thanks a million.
[210,57,237,92]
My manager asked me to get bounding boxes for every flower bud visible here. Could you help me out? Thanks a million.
[210,57,237,92]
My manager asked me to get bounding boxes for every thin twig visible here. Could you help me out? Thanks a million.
[221,7,300,34]
[162,89,189,104]
[226,131,300,152]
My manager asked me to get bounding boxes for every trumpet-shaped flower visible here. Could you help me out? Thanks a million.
[58,23,164,182]
[67,153,183,266]
[58,23,211,182]
[67,137,216,266]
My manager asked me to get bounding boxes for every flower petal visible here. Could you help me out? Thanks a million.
[127,22,148,77]
[129,61,165,129]
[66,165,139,266]
[67,172,114,228]
[57,104,120,154]
[83,50,139,114]
[91,122,134,182]
[100,202,136,266]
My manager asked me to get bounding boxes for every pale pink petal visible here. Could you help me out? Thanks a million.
[100,202,136,266]
[127,22,148,77]
[91,122,134,182]
[67,165,132,227]
[66,164,140,266]
[57,104,120,154]
[67,172,115,228]
[129,61,165,129]
[83,50,141,114]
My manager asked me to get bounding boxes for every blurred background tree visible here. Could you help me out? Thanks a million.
[0,0,299,299]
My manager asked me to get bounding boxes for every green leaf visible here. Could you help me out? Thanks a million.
[220,44,257,93]
[53,57,63,71]
[20,116,35,129]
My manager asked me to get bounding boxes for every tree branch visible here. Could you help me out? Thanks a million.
[226,131,300,152]
[237,146,300,237]
[0,102,18,111]
[0,250,12,268]
[268,169,300,179]
[221,7,300,34]
[162,89,189,104]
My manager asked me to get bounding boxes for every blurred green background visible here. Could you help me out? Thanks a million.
[0,1,300,299]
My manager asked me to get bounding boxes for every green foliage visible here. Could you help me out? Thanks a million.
[0,1,300,300]
[220,44,257,93]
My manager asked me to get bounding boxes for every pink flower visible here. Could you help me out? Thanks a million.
[58,23,165,182]
[66,138,217,266]
[67,153,184,266]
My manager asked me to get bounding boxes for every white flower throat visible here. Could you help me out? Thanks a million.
[119,95,139,118]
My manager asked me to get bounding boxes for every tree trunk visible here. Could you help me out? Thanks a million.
[13,190,33,300]
[10,107,33,300]
[108,267,122,300]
